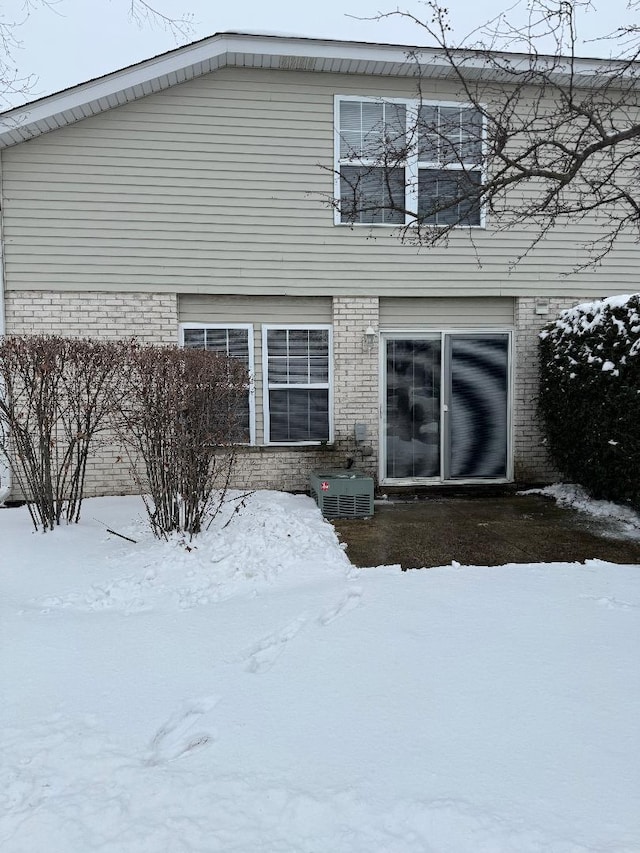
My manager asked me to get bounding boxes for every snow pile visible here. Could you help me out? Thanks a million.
[18,491,352,615]
[523,483,640,538]
[2,494,640,852]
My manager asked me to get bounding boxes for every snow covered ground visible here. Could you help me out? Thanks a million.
[1,492,639,852]
[522,483,640,540]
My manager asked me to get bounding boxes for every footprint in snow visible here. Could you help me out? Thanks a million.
[580,593,638,610]
[317,586,363,626]
[145,696,219,765]
[245,614,308,673]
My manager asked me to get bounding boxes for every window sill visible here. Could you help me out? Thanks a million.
[238,443,337,452]
[334,221,485,229]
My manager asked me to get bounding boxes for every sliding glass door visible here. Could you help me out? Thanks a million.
[444,334,509,479]
[383,332,511,482]
[385,337,441,479]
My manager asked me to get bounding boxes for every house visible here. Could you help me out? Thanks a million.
[0,32,633,498]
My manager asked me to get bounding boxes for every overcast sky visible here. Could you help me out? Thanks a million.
[2,0,632,106]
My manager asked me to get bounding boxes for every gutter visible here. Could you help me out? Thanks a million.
[0,155,11,504]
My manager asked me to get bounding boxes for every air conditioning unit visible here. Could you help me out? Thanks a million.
[310,469,374,519]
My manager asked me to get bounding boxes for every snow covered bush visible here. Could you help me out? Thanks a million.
[539,294,640,508]
[0,336,125,530]
[114,344,249,538]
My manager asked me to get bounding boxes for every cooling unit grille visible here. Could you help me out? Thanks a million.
[309,469,374,519]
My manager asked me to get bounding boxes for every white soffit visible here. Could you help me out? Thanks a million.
[0,31,630,149]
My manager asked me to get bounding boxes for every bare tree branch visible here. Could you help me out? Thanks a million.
[124,0,194,40]
[0,0,194,106]
[332,1,640,269]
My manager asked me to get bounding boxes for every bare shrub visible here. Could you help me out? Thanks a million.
[0,336,125,531]
[114,344,249,539]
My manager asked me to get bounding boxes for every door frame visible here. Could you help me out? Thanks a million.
[379,328,515,486]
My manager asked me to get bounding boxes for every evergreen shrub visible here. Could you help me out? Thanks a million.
[538,293,640,508]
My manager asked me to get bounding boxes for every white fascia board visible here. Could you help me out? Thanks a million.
[0,37,229,138]
[0,34,436,128]
[0,35,423,129]
[0,34,429,147]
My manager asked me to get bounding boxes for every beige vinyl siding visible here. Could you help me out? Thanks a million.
[178,295,332,324]
[179,295,332,444]
[379,297,515,328]
[2,66,639,298]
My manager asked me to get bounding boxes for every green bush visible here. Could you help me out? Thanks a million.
[538,294,640,508]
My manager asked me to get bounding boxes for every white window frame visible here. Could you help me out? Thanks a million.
[334,95,485,228]
[262,324,334,446]
[179,322,256,446]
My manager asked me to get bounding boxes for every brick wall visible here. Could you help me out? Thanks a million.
[513,296,588,482]
[3,290,383,498]
[2,290,588,499]
[331,297,379,478]
[4,291,178,499]
[5,290,178,342]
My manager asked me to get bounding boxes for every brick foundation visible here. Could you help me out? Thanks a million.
[2,290,584,499]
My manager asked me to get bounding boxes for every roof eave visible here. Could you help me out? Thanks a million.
[0,31,631,150]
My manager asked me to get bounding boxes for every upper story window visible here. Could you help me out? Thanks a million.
[338,100,407,224]
[336,97,483,227]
